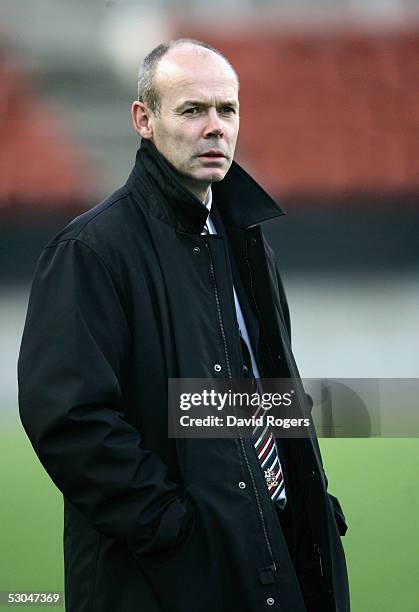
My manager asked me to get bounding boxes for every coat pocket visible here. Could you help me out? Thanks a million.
[141,497,197,566]
[138,501,216,612]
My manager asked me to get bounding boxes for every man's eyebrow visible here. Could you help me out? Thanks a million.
[176,99,239,110]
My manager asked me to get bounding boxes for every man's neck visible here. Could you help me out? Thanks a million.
[177,175,211,204]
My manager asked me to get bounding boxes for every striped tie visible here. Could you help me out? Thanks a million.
[240,333,287,509]
[252,410,286,507]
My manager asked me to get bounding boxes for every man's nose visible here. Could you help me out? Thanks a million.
[203,109,224,138]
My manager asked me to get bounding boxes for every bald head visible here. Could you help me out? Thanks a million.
[137,38,239,114]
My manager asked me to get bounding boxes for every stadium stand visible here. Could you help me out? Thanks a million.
[175,25,419,200]
[0,47,92,214]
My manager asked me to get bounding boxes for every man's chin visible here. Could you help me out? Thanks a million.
[196,168,228,184]
[178,167,229,195]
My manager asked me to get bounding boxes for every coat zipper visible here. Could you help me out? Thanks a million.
[204,241,232,378]
[204,240,277,573]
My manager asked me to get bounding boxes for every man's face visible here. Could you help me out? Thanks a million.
[142,46,240,200]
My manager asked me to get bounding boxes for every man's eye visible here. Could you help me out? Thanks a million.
[220,107,235,114]
[183,107,200,115]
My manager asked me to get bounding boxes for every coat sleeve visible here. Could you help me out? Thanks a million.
[18,238,191,557]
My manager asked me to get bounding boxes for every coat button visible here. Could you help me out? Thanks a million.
[250,238,257,246]
[214,364,222,372]
[267,597,275,606]
[193,246,201,254]
[238,481,246,489]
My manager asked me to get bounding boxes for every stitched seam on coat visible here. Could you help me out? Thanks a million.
[43,238,130,324]
[52,191,129,241]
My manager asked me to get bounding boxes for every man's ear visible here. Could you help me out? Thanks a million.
[131,101,154,140]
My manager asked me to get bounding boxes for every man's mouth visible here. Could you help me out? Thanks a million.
[198,150,226,159]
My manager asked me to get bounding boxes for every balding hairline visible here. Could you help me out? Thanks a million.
[137,38,239,115]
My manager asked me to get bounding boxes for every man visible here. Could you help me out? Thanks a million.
[18,39,349,611]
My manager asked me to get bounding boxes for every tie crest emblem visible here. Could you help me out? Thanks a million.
[264,467,279,490]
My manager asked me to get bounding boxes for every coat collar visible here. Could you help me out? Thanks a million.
[127,138,284,234]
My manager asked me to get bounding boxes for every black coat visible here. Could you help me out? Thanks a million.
[18,139,349,612]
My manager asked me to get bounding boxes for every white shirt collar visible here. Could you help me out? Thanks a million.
[203,187,212,214]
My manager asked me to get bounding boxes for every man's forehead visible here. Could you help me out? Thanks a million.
[157,75,239,112]
[155,46,238,94]
[168,78,239,105]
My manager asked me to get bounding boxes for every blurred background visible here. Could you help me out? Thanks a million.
[1,0,418,610]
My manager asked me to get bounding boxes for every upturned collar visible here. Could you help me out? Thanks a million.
[127,138,284,234]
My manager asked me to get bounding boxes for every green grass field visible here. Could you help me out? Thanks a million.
[1,421,418,611]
